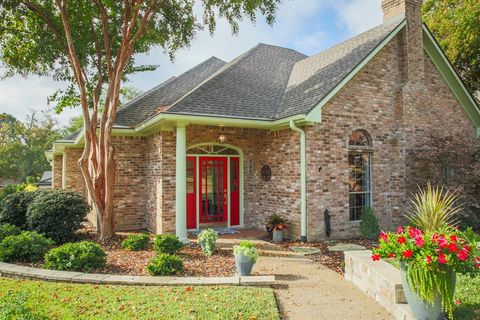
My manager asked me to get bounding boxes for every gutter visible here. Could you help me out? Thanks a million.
[289,120,307,242]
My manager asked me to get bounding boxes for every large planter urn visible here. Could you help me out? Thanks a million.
[400,263,456,320]
[272,229,284,243]
[235,254,255,276]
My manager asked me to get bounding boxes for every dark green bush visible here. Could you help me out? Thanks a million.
[44,241,106,272]
[146,253,183,276]
[0,231,54,263]
[359,207,380,240]
[0,292,50,320]
[26,190,89,243]
[0,191,38,228]
[153,234,183,254]
[121,233,150,251]
[0,224,21,241]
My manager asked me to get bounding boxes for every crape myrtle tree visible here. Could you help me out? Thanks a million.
[0,0,280,239]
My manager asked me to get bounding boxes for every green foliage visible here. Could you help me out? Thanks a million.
[359,207,380,239]
[121,233,150,251]
[265,214,288,231]
[0,292,50,320]
[197,228,218,256]
[146,253,184,276]
[153,234,183,254]
[405,183,462,232]
[26,190,89,243]
[44,241,106,272]
[0,231,54,263]
[423,0,480,95]
[0,224,21,241]
[0,191,39,228]
[233,241,259,262]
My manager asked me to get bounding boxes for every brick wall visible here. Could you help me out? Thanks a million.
[52,155,63,189]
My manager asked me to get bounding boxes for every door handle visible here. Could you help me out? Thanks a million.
[223,189,227,203]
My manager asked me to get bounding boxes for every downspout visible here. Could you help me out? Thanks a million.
[289,121,307,242]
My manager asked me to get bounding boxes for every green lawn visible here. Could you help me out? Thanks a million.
[0,278,280,320]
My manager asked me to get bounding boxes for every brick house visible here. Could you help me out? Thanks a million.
[48,0,480,242]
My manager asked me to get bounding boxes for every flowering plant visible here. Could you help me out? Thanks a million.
[372,225,480,318]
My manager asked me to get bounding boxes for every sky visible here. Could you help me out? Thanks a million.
[0,0,383,127]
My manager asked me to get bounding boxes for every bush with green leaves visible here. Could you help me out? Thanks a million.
[146,253,183,276]
[0,224,21,241]
[26,190,89,243]
[0,292,50,320]
[0,191,39,228]
[359,207,380,239]
[121,233,150,251]
[44,241,106,272]
[198,228,218,256]
[153,234,183,254]
[233,240,259,262]
[0,231,54,263]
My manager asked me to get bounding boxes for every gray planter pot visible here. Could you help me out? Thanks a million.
[272,229,284,243]
[235,254,255,276]
[400,263,456,320]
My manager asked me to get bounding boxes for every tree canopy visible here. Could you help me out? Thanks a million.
[423,0,480,98]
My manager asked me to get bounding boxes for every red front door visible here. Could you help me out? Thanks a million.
[199,157,228,223]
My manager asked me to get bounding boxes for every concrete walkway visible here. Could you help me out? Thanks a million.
[255,255,393,320]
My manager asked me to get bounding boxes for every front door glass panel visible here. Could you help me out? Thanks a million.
[200,157,227,223]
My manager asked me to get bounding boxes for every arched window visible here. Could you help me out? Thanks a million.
[348,130,372,221]
[187,144,239,155]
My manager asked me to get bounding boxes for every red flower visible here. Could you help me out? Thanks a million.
[388,252,395,258]
[462,245,471,253]
[408,227,421,238]
[458,249,469,261]
[397,226,403,233]
[449,235,458,243]
[415,236,425,247]
[438,253,447,264]
[379,231,388,242]
[403,250,413,259]
[431,233,439,243]
[448,243,459,253]
[371,254,381,261]
[475,257,480,269]
[425,255,432,264]
[397,236,407,244]
[437,237,448,249]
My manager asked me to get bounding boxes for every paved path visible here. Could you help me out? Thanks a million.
[255,255,393,320]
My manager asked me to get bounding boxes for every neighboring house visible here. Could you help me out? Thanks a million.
[46,0,480,241]
[36,171,52,188]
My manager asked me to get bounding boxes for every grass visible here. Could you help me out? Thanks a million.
[385,259,480,319]
[0,277,280,320]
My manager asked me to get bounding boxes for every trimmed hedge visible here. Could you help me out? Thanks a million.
[146,253,183,276]
[153,234,183,254]
[121,234,150,251]
[0,231,54,263]
[0,224,21,242]
[27,190,89,243]
[0,191,39,228]
[359,207,380,240]
[44,241,106,272]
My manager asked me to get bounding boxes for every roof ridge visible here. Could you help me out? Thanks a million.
[256,43,307,57]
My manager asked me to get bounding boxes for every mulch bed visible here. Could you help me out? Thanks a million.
[86,233,235,277]
[279,238,377,275]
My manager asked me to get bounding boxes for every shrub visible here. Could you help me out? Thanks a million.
[146,253,183,276]
[0,191,39,228]
[26,190,89,243]
[0,224,21,242]
[198,229,218,256]
[233,240,259,262]
[0,231,54,263]
[44,241,106,272]
[359,207,380,239]
[0,292,50,320]
[153,234,183,254]
[121,233,150,251]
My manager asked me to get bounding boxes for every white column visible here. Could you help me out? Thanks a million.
[175,124,189,243]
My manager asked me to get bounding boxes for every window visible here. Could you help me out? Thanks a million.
[348,130,372,221]
[187,144,238,155]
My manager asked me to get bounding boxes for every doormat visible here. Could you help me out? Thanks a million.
[190,228,240,236]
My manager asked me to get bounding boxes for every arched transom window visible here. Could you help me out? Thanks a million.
[348,130,372,221]
[187,144,239,155]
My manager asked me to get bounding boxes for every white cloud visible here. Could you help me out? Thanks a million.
[331,0,383,35]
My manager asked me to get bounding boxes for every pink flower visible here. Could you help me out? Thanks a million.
[397,226,403,233]
[448,243,459,253]
[372,254,381,261]
[458,249,469,261]
[415,236,425,247]
[408,227,421,238]
[431,233,439,243]
[438,253,447,264]
[425,255,432,264]
[455,299,462,305]
[379,231,388,242]
[403,250,413,259]
[438,237,448,249]
[397,236,407,244]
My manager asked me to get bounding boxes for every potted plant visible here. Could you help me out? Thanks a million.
[197,228,218,256]
[265,214,288,243]
[372,184,480,319]
[233,240,259,276]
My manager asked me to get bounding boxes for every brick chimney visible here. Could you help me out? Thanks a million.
[382,0,424,84]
